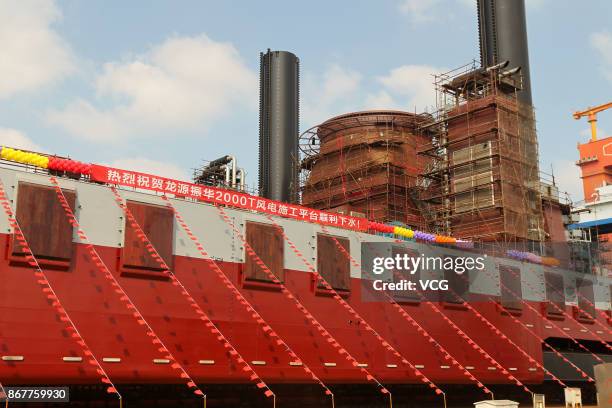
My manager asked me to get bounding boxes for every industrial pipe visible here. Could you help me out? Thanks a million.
[485,60,509,72]
[498,66,521,79]
[228,155,237,189]
[222,165,231,187]
[237,168,246,191]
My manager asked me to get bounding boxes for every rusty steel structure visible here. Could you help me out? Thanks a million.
[417,62,543,244]
[300,111,431,228]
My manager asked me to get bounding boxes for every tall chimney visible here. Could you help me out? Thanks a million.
[477,0,533,105]
[258,49,300,202]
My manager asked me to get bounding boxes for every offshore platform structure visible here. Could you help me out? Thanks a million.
[300,111,432,230]
[417,63,542,243]
[299,0,546,246]
[416,0,543,246]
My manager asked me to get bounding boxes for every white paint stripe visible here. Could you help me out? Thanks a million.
[102,357,121,363]
[2,356,24,361]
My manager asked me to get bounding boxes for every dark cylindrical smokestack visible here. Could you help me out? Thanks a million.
[259,49,299,202]
[477,0,533,105]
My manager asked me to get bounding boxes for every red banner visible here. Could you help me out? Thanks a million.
[90,165,367,231]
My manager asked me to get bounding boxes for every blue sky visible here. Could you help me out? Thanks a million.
[1,0,611,201]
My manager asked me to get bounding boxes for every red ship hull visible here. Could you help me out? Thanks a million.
[2,233,609,387]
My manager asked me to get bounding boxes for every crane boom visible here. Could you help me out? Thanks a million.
[573,101,612,141]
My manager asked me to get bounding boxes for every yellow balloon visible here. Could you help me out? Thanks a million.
[0,147,49,169]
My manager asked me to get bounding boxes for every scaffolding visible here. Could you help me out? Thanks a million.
[300,111,431,228]
[417,62,544,244]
